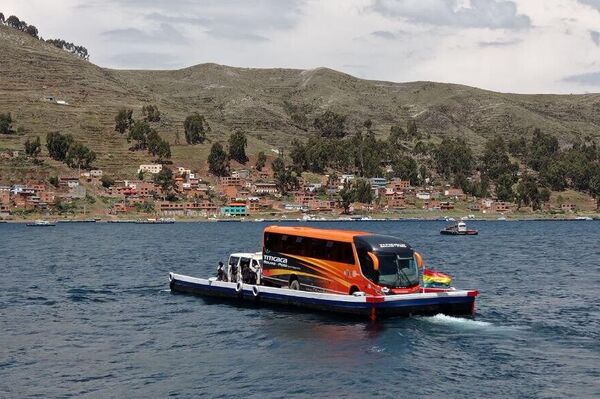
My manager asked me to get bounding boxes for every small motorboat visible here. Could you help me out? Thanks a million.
[26,220,56,227]
[135,218,175,224]
[440,221,478,235]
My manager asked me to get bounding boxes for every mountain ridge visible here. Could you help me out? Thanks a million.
[1,24,600,178]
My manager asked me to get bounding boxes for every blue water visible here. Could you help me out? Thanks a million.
[1,221,599,398]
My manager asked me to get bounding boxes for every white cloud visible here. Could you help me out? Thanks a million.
[2,0,600,93]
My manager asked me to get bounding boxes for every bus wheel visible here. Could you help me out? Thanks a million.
[289,278,300,291]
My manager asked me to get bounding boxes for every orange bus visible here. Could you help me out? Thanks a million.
[261,226,422,296]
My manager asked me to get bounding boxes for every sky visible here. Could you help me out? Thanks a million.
[3,0,600,94]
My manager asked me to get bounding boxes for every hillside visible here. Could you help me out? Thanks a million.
[2,24,600,179]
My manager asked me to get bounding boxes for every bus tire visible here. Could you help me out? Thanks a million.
[289,278,300,291]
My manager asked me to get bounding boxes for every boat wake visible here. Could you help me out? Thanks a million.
[423,314,493,329]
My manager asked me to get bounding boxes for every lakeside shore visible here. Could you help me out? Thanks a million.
[2,211,598,223]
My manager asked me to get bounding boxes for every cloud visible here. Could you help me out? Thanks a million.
[102,23,187,43]
[578,0,600,11]
[591,30,600,46]
[478,38,522,47]
[108,51,184,69]
[562,71,600,86]
[371,30,397,39]
[370,0,531,29]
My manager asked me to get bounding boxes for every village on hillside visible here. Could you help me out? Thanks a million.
[1,148,597,221]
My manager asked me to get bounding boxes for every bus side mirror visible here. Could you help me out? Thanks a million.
[367,252,379,271]
[414,251,424,269]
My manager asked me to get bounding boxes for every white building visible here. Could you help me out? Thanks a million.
[138,164,163,174]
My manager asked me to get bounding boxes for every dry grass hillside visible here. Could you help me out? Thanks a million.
[2,24,600,180]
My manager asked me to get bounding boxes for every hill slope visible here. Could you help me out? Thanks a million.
[1,24,600,178]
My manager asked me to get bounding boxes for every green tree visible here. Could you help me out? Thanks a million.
[481,136,518,181]
[589,168,600,209]
[208,142,229,176]
[24,136,41,158]
[390,155,418,184]
[148,134,171,162]
[25,25,38,37]
[528,128,559,171]
[289,139,308,173]
[339,180,355,214]
[495,174,515,202]
[388,124,406,147]
[6,15,20,29]
[127,120,153,150]
[48,176,59,188]
[0,13,5,24]
[255,151,266,171]
[114,108,133,134]
[184,113,210,144]
[516,174,548,210]
[142,105,161,122]
[434,137,474,178]
[313,110,346,138]
[46,132,73,162]
[153,168,175,193]
[0,113,13,134]
[272,159,298,195]
[228,131,248,164]
[354,178,373,204]
[100,175,115,188]
[65,142,96,170]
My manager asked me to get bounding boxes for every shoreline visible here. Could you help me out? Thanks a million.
[2,214,598,224]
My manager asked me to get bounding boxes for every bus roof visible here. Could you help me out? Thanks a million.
[264,225,373,243]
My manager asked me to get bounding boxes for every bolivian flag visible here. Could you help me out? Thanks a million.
[423,269,453,288]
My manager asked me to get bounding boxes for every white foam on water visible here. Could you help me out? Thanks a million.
[424,314,493,328]
[420,314,526,333]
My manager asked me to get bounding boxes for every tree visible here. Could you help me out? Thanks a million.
[388,124,406,147]
[313,110,346,138]
[46,132,73,162]
[390,155,418,184]
[495,174,515,202]
[228,131,248,164]
[0,13,5,24]
[24,136,41,158]
[434,137,474,178]
[65,142,96,170]
[153,168,175,193]
[339,180,355,214]
[481,136,518,181]
[590,168,600,209]
[127,120,153,150]
[25,25,38,38]
[354,178,373,204]
[6,15,20,29]
[142,105,161,122]
[100,175,115,189]
[0,113,13,134]
[516,174,548,210]
[208,142,229,176]
[114,108,133,134]
[255,151,266,171]
[48,176,59,188]
[528,128,559,171]
[289,139,308,173]
[184,113,210,144]
[148,133,171,161]
[272,158,298,195]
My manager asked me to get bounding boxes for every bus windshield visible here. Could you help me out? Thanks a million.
[376,254,419,288]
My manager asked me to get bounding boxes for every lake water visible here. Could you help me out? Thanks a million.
[1,221,599,398]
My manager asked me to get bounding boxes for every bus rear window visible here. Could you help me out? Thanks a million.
[264,232,354,264]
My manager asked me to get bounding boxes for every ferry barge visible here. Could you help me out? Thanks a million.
[169,226,478,320]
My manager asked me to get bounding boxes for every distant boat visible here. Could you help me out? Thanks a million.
[440,221,478,235]
[575,216,593,221]
[26,220,56,227]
